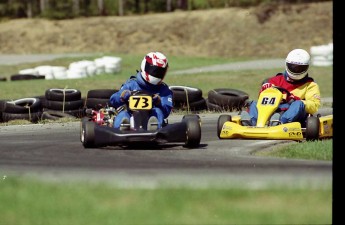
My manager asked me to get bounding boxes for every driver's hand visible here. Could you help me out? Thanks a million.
[259,83,273,93]
[153,94,161,106]
[286,93,300,104]
[120,90,131,102]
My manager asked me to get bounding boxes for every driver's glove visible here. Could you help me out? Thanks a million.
[259,83,273,93]
[120,90,131,102]
[152,94,161,106]
[286,93,301,104]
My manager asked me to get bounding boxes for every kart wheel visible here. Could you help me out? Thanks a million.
[217,114,231,139]
[305,116,320,141]
[183,115,201,148]
[182,114,201,125]
[81,118,95,148]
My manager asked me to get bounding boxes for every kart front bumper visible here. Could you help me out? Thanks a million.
[219,121,304,140]
[93,122,188,146]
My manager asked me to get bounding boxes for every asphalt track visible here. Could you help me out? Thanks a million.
[0,54,332,189]
[0,114,331,189]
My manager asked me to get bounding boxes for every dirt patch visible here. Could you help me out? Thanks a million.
[0,2,332,58]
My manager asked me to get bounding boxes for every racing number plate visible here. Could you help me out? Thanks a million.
[129,95,152,110]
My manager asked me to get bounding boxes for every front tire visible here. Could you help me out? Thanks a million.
[217,114,231,139]
[81,118,95,148]
[183,115,201,148]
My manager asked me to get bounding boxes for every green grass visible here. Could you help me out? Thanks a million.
[0,177,332,225]
[256,139,333,161]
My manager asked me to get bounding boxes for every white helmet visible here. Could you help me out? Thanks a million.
[140,52,169,85]
[285,49,310,81]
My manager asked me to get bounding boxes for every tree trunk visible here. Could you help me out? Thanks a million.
[98,0,105,16]
[27,0,33,18]
[118,0,124,16]
[166,0,172,12]
[73,0,80,16]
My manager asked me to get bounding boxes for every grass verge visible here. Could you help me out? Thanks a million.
[0,176,332,225]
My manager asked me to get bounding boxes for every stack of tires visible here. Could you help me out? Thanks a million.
[41,88,85,120]
[169,86,207,112]
[84,89,118,109]
[0,97,43,123]
[206,88,249,112]
[310,43,333,67]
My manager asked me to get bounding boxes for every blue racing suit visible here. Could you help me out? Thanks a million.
[109,71,173,129]
[248,71,321,126]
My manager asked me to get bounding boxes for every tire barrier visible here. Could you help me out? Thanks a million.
[207,88,249,112]
[84,89,118,109]
[10,74,45,81]
[169,86,207,112]
[0,86,253,123]
[43,88,85,119]
[1,97,43,123]
[9,56,122,81]
[310,43,333,67]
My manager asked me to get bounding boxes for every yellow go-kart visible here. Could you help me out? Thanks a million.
[217,86,333,141]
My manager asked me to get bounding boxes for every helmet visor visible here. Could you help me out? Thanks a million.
[286,62,309,75]
[145,62,168,79]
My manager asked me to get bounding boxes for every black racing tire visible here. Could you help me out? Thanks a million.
[173,98,207,112]
[10,74,45,81]
[305,116,320,141]
[45,88,81,101]
[81,119,96,148]
[4,97,42,114]
[2,111,42,123]
[43,108,85,118]
[206,99,223,112]
[0,99,8,112]
[85,98,111,109]
[208,88,249,110]
[182,114,201,125]
[217,114,232,139]
[182,115,201,148]
[170,86,203,103]
[87,89,118,99]
[44,99,84,111]
[41,110,76,120]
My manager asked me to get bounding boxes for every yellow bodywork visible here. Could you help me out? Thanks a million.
[220,121,304,140]
[319,115,333,138]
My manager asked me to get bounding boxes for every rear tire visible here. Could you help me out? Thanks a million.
[217,114,231,139]
[81,118,95,148]
[305,116,320,141]
[183,115,201,148]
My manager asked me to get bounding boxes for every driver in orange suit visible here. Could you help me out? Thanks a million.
[248,49,321,126]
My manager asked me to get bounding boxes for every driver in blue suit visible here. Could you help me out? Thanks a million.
[109,51,173,130]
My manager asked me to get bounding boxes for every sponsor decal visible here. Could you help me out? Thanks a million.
[313,94,321,100]
[289,132,303,137]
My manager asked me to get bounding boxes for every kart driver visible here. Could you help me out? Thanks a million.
[109,51,173,130]
[248,48,321,126]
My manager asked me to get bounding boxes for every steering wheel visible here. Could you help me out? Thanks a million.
[273,86,292,103]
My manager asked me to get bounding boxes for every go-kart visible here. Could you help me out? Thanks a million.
[217,86,333,141]
[80,90,201,148]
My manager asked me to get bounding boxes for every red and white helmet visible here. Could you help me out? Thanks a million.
[285,49,310,81]
[141,52,169,85]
